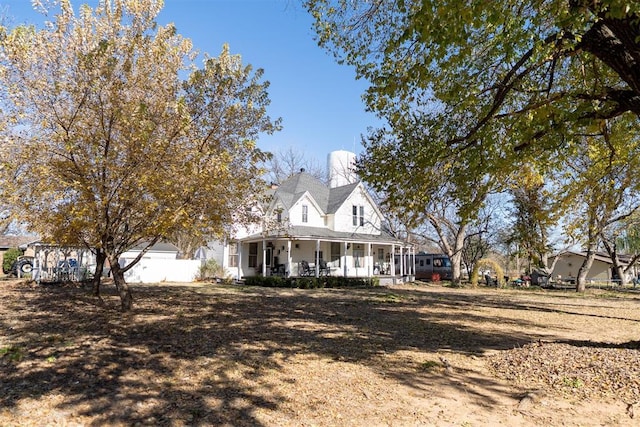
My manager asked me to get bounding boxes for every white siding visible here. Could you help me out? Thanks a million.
[122,259,200,283]
[333,186,381,234]
[551,254,612,281]
[289,194,325,227]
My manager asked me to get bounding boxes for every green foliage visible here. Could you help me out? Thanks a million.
[2,247,21,274]
[307,1,640,285]
[506,166,559,270]
[0,345,25,362]
[0,1,281,309]
[419,360,442,371]
[244,276,378,289]
[470,258,505,287]
[561,377,585,389]
[371,293,403,303]
[198,259,226,280]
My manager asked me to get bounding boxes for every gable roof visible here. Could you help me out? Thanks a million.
[276,172,329,211]
[327,182,360,214]
[274,171,362,214]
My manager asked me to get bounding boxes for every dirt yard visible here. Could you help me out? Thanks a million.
[2,279,640,426]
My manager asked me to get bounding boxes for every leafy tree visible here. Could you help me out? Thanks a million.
[460,203,500,279]
[556,118,640,290]
[306,1,640,291]
[2,247,21,274]
[306,1,640,160]
[356,126,494,284]
[506,166,561,273]
[0,1,280,310]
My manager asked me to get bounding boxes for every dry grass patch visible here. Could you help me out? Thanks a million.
[1,279,640,426]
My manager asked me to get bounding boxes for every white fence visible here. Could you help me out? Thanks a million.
[121,259,201,283]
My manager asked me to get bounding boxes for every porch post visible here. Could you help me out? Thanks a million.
[237,240,242,281]
[343,241,348,277]
[411,246,415,277]
[367,243,372,277]
[287,240,292,277]
[391,244,396,279]
[262,240,267,276]
[400,246,404,277]
[315,239,320,278]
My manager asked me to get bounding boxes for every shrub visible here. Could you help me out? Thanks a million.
[243,275,377,289]
[198,259,226,281]
[2,248,21,274]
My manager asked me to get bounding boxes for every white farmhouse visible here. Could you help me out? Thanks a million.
[205,151,415,284]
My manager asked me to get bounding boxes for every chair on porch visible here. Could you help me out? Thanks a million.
[374,262,387,275]
[318,260,330,276]
[270,256,286,276]
[298,260,315,277]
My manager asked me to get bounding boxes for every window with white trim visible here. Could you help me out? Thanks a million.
[352,205,364,226]
[302,205,308,223]
[228,242,238,268]
[248,242,258,268]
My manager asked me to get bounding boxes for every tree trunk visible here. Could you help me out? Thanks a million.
[450,250,463,285]
[578,15,640,115]
[450,224,467,286]
[613,265,627,286]
[600,237,629,286]
[576,247,596,292]
[110,259,133,311]
[92,249,107,298]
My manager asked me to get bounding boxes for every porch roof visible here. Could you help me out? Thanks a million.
[240,225,409,246]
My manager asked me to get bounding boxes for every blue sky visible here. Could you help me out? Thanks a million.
[1,0,380,167]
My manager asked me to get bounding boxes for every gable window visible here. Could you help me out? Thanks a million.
[248,242,258,268]
[302,205,308,223]
[352,205,364,226]
[228,242,238,268]
[276,210,282,223]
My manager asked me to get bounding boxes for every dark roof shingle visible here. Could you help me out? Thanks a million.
[275,171,358,213]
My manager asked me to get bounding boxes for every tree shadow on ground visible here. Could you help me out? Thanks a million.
[1,281,638,425]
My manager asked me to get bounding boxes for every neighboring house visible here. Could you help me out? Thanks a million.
[17,241,94,282]
[17,240,199,284]
[120,241,200,283]
[0,235,37,273]
[120,241,181,261]
[550,251,635,284]
[202,150,415,284]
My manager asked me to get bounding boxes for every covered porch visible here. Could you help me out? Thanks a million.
[231,228,415,284]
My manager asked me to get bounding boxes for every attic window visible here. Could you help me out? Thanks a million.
[352,205,364,227]
[302,205,308,223]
